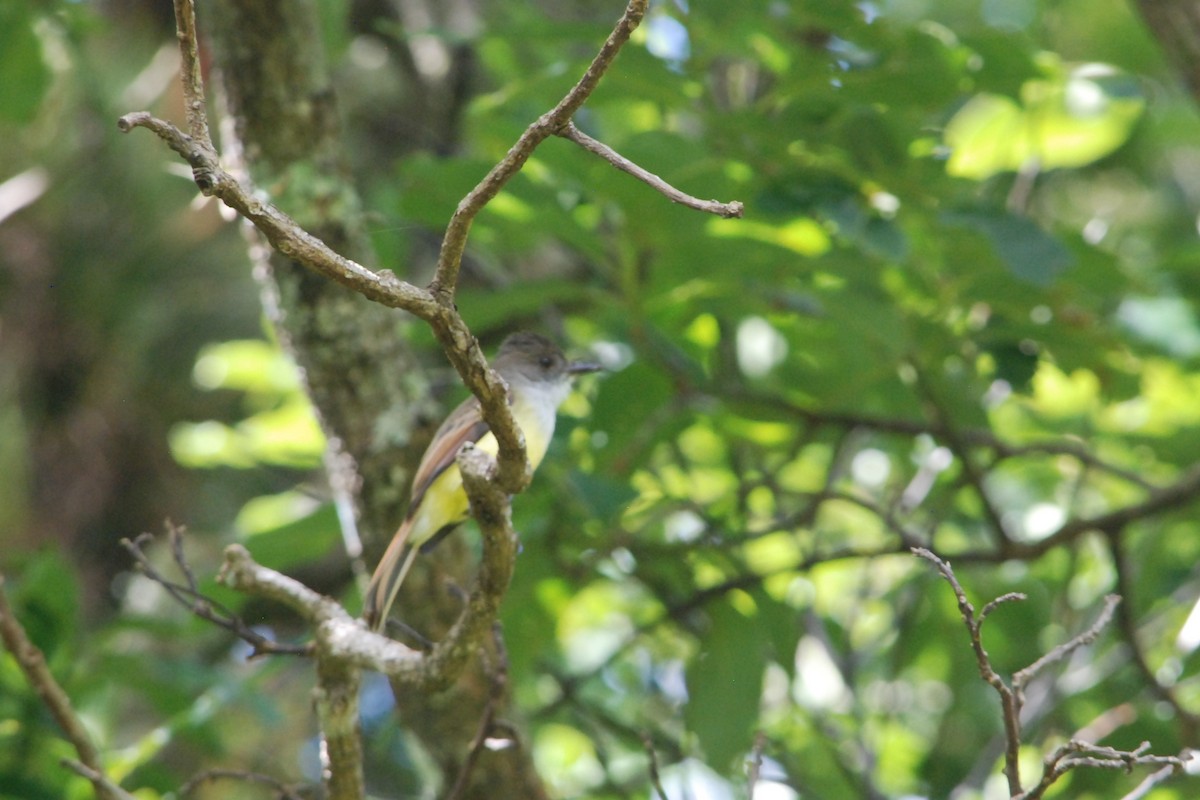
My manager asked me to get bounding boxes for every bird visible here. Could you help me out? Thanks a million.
[363,332,601,632]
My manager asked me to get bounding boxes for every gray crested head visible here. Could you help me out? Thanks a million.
[493,332,602,385]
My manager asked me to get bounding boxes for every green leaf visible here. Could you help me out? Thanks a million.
[569,471,639,520]
[0,4,50,123]
[685,600,765,770]
[945,59,1144,180]
[456,279,595,332]
[943,210,1073,286]
[238,501,341,573]
[591,359,677,467]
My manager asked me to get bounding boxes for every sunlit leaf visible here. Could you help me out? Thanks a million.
[945,60,1144,180]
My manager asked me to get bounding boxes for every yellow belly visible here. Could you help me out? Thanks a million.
[406,400,555,549]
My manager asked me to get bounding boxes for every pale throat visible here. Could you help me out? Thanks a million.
[509,376,571,469]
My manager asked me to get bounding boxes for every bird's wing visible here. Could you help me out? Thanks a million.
[365,387,512,631]
[405,394,491,517]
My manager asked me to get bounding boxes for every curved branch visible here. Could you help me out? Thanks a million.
[0,578,135,800]
[217,444,516,692]
[429,0,651,302]
[1109,532,1200,736]
[122,0,726,500]
[559,122,744,218]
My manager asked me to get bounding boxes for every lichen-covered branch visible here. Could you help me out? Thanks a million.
[118,1,744,797]
[215,440,517,692]
[121,0,734,503]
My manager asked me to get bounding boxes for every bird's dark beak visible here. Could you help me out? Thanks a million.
[567,359,603,375]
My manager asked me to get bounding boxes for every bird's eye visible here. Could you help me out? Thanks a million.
[539,355,554,369]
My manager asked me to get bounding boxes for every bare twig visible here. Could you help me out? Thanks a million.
[747,730,767,798]
[59,760,140,800]
[642,732,669,800]
[1013,595,1120,690]
[121,527,311,658]
[913,547,1028,796]
[179,768,309,799]
[115,111,433,312]
[1119,758,1192,800]
[979,592,1027,622]
[171,0,210,145]
[915,548,1188,799]
[1019,740,1189,800]
[0,577,129,800]
[429,0,651,301]
[559,122,743,218]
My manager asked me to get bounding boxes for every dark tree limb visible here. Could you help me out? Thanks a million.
[641,732,670,800]
[1109,531,1200,737]
[445,625,510,800]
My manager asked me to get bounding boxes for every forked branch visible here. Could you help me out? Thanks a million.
[913,548,1189,799]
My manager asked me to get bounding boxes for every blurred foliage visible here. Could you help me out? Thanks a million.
[4,0,1200,799]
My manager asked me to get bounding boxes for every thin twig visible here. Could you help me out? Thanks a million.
[1013,595,1121,690]
[172,0,210,145]
[980,592,1027,622]
[1018,740,1189,800]
[915,549,1189,800]
[559,122,743,218]
[0,577,129,800]
[642,732,669,800]
[120,529,311,658]
[59,760,140,800]
[913,548,1023,796]
[429,0,652,301]
[1118,759,1191,800]
[747,731,767,798]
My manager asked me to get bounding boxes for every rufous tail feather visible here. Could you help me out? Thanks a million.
[364,519,420,632]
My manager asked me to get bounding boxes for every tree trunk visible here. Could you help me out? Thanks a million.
[205,1,547,796]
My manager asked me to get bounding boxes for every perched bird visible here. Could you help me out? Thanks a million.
[364,332,601,631]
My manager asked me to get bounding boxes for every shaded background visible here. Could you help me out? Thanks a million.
[4,0,1200,798]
